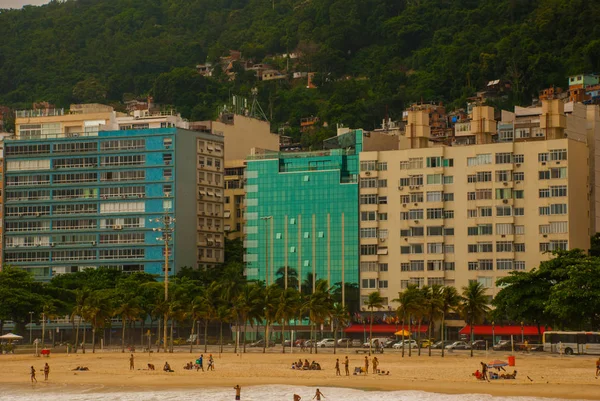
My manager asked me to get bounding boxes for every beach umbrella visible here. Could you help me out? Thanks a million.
[487,360,508,368]
[0,333,23,340]
[394,329,411,337]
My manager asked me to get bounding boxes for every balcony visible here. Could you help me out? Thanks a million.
[16,109,65,118]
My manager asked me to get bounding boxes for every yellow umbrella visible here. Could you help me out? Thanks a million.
[394,329,412,336]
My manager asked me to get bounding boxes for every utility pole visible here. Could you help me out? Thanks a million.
[150,208,175,353]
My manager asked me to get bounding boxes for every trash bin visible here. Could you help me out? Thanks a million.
[508,355,515,366]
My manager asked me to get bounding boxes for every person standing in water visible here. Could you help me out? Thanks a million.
[43,363,50,381]
[233,384,242,400]
[313,388,325,400]
[294,395,302,401]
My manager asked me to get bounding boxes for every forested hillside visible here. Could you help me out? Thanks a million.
[0,0,599,139]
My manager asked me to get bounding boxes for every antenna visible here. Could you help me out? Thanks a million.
[250,87,269,122]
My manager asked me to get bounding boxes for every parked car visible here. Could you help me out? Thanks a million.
[283,339,292,347]
[471,340,487,350]
[351,339,363,347]
[492,340,512,351]
[337,338,353,347]
[383,338,397,348]
[420,338,436,348]
[317,338,336,348]
[445,341,471,350]
[430,340,453,349]
[392,339,418,349]
[249,339,274,347]
[363,337,390,348]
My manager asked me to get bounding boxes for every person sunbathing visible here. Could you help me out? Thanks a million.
[147,363,155,371]
[163,362,174,372]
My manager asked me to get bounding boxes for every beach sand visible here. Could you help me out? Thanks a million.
[0,348,598,399]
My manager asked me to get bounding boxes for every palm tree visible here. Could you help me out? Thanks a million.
[393,285,421,357]
[262,284,281,353]
[114,294,143,353]
[71,289,89,353]
[215,304,233,355]
[41,301,56,352]
[423,285,444,357]
[235,283,262,353]
[415,287,429,356]
[330,303,349,354]
[275,266,299,290]
[364,291,384,356]
[84,291,113,353]
[305,280,333,354]
[187,295,205,354]
[201,283,220,353]
[461,282,491,357]
[275,287,300,353]
[440,286,460,358]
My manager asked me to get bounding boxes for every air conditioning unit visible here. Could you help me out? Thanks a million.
[516,181,521,184]
[402,204,407,207]
[165,145,171,149]
[379,238,386,242]
[409,186,414,190]
[543,234,548,238]
[516,163,521,167]
[398,186,404,190]
[556,161,560,165]
[542,162,546,165]
[503,182,508,186]
[91,241,97,246]
[35,213,41,217]
[165,160,171,165]
[50,243,56,247]
[18,213,23,218]
[414,220,419,224]
[414,203,418,206]
[502,199,508,204]
[501,234,506,238]
[114,225,123,230]
[365,171,371,176]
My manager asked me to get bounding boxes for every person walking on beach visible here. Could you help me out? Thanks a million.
[480,362,489,382]
[595,357,600,378]
[208,354,215,371]
[129,353,135,370]
[43,363,50,381]
[30,366,37,383]
[344,356,349,376]
[313,388,325,400]
[364,355,369,374]
[335,358,341,376]
[198,354,204,371]
[233,384,242,400]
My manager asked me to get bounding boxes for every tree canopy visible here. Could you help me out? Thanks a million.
[1,0,598,136]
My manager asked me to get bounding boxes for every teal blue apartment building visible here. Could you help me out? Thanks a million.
[244,130,375,309]
[3,127,224,280]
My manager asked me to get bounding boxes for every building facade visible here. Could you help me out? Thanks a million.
[244,130,363,308]
[2,128,224,280]
[358,102,593,307]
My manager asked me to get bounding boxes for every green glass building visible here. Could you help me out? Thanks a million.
[244,130,363,309]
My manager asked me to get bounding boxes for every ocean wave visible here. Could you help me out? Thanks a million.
[0,385,569,401]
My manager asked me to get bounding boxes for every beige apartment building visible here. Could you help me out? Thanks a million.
[359,101,596,306]
[15,104,122,138]
[194,114,280,240]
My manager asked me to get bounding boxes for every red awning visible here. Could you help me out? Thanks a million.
[344,324,427,334]
[459,325,549,336]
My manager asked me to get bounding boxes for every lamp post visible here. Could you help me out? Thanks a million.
[491,321,495,347]
[29,311,34,344]
[260,216,273,285]
[150,208,175,353]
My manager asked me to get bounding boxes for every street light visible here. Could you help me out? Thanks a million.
[150,208,175,353]
[260,216,272,285]
[491,321,495,347]
[29,311,34,344]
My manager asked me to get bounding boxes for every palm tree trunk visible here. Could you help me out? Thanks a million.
[470,323,474,358]
[140,317,145,347]
[243,318,248,353]
[170,319,174,353]
[82,320,86,354]
[204,319,209,353]
[369,309,373,356]
[121,317,126,353]
[190,319,196,354]
[441,311,445,358]
[401,314,405,358]
[417,318,422,356]
[282,320,286,354]
[219,321,223,355]
[333,323,338,355]
[234,317,239,354]
[408,315,412,357]
[92,326,96,353]
[75,317,81,353]
[428,317,433,357]
[263,320,269,354]
[156,317,161,353]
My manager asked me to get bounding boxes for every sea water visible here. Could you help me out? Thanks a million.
[0,385,573,401]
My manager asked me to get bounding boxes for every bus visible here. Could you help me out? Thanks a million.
[543,331,600,355]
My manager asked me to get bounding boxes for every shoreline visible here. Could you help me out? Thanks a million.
[0,351,597,400]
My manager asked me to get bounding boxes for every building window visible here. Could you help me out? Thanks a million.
[551,185,567,197]
[513,172,525,181]
[427,208,444,219]
[379,263,388,272]
[467,154,492,166]
[361,279,377,289]
[361,212,377,221]
[549,149,567,161]
[377,162,388,171]
[360,245,378,255]
[427,191,442,202]
[378,179,387,188]
[360,161,376,171]
[378,213,388,221]
[360,194,378,205]
[443,176,454,184]
[378,280,388,289]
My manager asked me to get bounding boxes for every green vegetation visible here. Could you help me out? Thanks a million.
[493,249,600,333]
[1,0,599,142]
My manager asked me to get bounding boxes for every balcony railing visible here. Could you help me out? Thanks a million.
[16,109,65,118]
